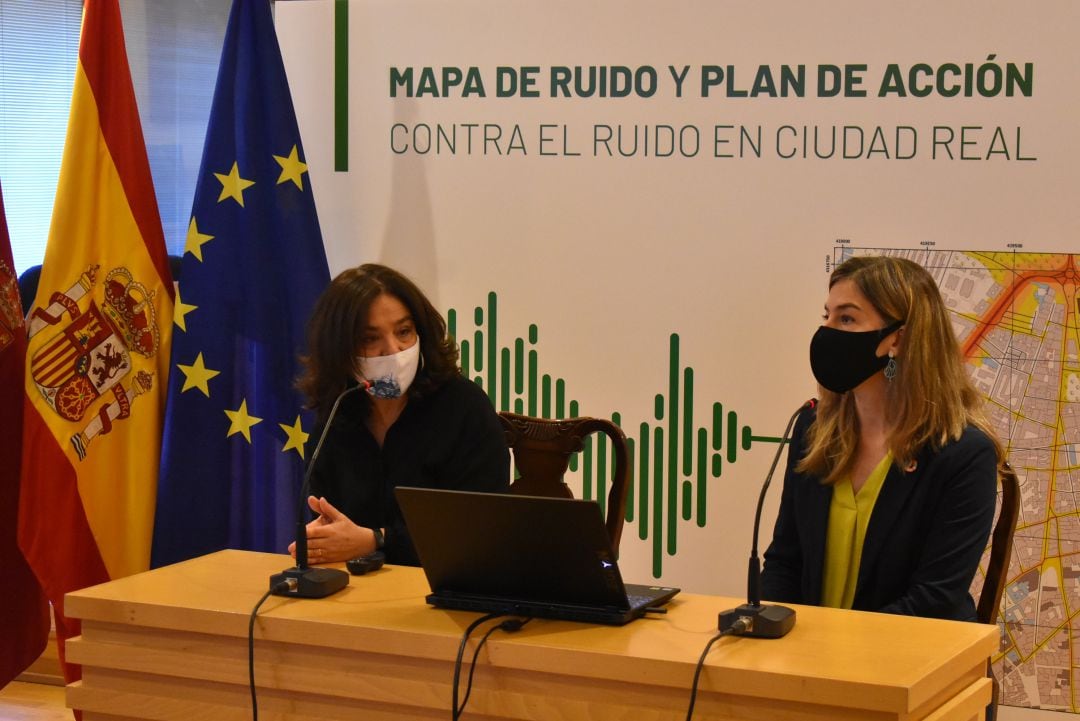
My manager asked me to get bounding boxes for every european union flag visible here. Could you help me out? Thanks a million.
[152,0,330,567]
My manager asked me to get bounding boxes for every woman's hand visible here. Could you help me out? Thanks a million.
[287,496,377,563]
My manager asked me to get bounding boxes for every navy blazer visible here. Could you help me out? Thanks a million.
[761,407,998,621]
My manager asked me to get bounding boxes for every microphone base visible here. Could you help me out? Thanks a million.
[718,603,796,638]
[269,566,350,599]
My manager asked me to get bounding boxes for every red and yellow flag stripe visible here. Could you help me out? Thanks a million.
[18,0,173,681]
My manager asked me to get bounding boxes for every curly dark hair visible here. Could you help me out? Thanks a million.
[297,264,460,420]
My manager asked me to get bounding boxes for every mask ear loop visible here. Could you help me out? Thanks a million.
[352,355,370,390]
[878,319,905,339]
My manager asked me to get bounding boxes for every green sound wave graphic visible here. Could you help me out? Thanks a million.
[449,291,783,578]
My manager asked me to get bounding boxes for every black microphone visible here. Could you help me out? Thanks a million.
[718,398,816,638]
[269,380,370,598]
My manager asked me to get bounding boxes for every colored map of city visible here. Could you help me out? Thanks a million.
[839,247,1080,711]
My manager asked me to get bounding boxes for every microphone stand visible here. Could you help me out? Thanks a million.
[269,381,369,598]
[718,399,815,638]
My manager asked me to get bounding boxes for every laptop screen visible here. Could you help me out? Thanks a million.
[395,487,631,608]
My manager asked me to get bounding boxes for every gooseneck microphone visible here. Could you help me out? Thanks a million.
[269,380,370,598]
[718,398,816,638]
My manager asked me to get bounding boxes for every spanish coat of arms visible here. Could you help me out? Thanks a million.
[27,265,159,460]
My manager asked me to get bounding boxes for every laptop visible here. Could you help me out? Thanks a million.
[395,487,679,625]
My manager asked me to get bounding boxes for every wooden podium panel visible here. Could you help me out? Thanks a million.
[64,549,995,720]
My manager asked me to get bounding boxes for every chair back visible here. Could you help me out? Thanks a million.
[498,412,630,552]
[977,462,1020,625]
[979,463,1020,720]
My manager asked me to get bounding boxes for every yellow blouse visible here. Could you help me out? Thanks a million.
[821,452,893,609]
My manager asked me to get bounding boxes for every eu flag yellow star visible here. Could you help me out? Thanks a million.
[214,161,255,207]
[176,352,220,397]
[225,399,263,443]
[279,415,309,458]
[185,217,214,261]
[273,145,308,190]
[173,285,197,331]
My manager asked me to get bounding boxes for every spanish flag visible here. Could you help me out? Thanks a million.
[18,0,173,684]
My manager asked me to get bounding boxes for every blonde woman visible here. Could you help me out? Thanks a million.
[761,255,1003,621]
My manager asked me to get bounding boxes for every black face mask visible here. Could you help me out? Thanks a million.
[809,320,904,394]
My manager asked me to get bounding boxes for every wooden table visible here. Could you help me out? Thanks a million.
[64,549,995,720]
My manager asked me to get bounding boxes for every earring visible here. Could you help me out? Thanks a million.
[884,350,898,381]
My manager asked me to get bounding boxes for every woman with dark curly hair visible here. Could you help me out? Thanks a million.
[288,263,509,566]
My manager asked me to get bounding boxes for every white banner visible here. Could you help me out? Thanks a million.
[279,1,1080,709]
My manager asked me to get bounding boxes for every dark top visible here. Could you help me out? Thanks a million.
[308,375,510,566]
[761,407,997,621]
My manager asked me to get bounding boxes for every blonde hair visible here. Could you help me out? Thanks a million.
[798,255,1003,483]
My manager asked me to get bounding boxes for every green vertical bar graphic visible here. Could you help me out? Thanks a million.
[445,289,797,576]
[653,426,664,576]
[667,334,679,556]
[460,339,470,381]
[726,410,738,464]
[472,306,483,373]
[682,367,694,476]
[487,293,497,404]
[638,422,649,539]
[527,326,538,417]
[499,348,510,411]
[528,350,538,416]
[333,0,348,172]
[514,339,524,394]
[697,428,708,526]
[542,375,551,418]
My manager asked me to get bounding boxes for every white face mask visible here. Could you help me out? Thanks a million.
[355,341,421,399]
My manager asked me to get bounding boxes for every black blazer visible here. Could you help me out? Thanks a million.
[761,407,997,621]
